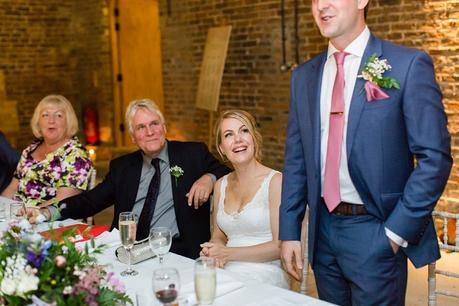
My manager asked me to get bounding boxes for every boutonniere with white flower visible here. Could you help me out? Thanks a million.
[170,165,184,186]
[358,54,400,102]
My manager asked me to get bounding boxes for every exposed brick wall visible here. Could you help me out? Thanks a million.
[0,0,112,149]
[159,0,296,168]
[0,0,76,149]
[0,0,457,210]
[366,0,459,211]
[158,0,459,209]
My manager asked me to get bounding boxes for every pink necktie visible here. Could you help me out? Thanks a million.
[324,52,349,212]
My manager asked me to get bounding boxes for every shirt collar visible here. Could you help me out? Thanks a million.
[142,141,170,166]
[326,26,370,59]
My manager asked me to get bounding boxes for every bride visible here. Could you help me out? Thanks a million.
[200,110,288,288]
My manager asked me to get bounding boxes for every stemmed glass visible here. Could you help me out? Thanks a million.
[9,201,24,221]
[149,227,172,264]
[194,257,216,305]
[153,267,180,306]
[118,212,138,276]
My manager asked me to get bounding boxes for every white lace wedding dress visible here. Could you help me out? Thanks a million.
[216,170,288,288]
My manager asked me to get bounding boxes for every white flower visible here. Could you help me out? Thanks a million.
[1,277,16,295]
[16,273,39,295]
[63,286,73,295]
[358,54,400,90]
[169,165,184,178]
[0,254,39,297]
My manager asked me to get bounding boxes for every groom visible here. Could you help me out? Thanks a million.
[279,0,452,305]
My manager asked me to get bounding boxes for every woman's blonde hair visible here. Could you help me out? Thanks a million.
[214,109,262,162]
[30,95,78,139]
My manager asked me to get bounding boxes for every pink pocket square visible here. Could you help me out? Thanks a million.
[365,81,389,102]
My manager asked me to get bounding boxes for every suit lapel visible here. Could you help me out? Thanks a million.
[310,54,327,173]
[167,141,180,206]
[124,150,143,211]
[346,34,383,158]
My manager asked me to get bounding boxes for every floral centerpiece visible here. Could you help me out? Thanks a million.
[0,219,132,306]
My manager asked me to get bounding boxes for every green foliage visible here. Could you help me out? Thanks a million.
[0,220,132,306]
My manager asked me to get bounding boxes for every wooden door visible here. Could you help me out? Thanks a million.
[110,0,164,146]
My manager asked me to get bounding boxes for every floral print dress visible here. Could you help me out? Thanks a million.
[13,136,93,206]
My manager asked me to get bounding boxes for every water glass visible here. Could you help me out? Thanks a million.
[0,204,6,222]
[153,267,180,306]
[119,211,138,276]
[135,292,152,306]
[9,202,23,221]
[149,227,172,264]
[194,257,216,305]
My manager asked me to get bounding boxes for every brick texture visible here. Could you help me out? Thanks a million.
[158,0,459,211]
[0,0,457,210]
[0,0,112,149]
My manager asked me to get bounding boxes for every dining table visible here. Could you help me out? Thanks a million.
[1,218,334,306]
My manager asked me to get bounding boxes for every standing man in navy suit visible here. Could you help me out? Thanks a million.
[279,1,452,305]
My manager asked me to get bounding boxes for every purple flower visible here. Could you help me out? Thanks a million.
[25,180,41,193]
[26,240,52,268]
[73,267,101,305]
[73,157,87,171]
[49,156,61,169]
[106,272,126,293]
[69,177,78,186]
[26,250,45,268]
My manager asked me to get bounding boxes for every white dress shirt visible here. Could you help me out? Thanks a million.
[319,26,407,248]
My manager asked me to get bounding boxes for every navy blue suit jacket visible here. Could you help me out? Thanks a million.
[280,34,452,268]
[0,132,20,193]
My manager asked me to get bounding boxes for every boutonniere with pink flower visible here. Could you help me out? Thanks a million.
[358,54,400,102]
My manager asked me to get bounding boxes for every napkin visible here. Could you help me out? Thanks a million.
[0,196,18,206]
[40,224,109,243]
[75,228,120,249]
[180,270,244,305]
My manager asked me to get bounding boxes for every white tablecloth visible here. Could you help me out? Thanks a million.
[96,244,332,306]
[1,219,333,306]
[90,228,332,306]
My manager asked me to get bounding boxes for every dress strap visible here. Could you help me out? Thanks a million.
[263,170,279,187]
[218,174,229,210]
[257,170,279,199]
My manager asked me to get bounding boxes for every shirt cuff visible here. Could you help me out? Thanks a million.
[205,173,217,184]
[47,205,62,221]
[385,227,408,248]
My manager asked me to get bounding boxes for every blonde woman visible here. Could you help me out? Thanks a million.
[200,110,288,288]
[1,95,92,207]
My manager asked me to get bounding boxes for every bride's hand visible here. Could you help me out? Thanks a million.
[201,242,229,267]
[199,242,212,257]
[215,258,225,268]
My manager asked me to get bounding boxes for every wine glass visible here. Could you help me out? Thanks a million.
[9,201,24,221]
[153,267,180,306]
[194,257,216,305]
[149,227,172,264]
[119,212,138,276]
